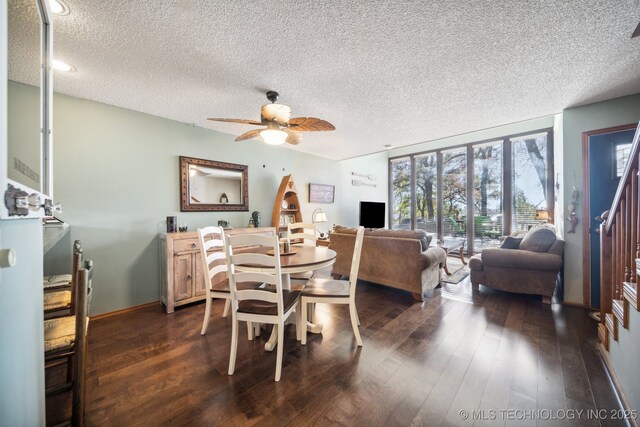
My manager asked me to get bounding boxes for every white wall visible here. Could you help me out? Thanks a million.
[609,307,640,412]
[0,220,45,426]
[336,152,389,228]
[388,116,556,158]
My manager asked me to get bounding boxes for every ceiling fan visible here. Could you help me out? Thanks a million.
[207,91,335,146]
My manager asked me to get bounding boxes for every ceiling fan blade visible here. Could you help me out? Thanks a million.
[207,118,262,126]
[288,117,335,132]
[633,20,640,38]
[282,129,301,145]
[235,129,265,142]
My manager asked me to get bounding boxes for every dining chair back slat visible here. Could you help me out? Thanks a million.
[287,222,317,245]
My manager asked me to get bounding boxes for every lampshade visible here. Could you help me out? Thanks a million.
[313,208,328,223]
[534,209,549,221]
[260,129,287,145]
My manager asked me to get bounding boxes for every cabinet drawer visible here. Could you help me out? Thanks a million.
[174,239,199,253]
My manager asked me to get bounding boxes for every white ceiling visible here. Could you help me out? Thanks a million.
[9,0,640,160]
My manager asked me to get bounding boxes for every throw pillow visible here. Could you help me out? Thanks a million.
[519,224,557,252]
[500,236,522,249]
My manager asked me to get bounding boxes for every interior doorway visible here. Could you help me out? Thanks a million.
[582,124,637,308]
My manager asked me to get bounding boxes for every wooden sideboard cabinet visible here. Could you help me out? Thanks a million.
[160,227,275,313]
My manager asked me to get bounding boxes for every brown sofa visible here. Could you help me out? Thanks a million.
[329,226,446,300]
[469,224,564,303]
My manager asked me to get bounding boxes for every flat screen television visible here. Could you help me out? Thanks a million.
[359,201,386,228]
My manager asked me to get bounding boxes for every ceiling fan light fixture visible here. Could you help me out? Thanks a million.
[52,59,75,72]
[49,0,70,15]
[260,129,288,145]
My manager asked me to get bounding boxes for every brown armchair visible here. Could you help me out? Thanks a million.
[469,224,564,303]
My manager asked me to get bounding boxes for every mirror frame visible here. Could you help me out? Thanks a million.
[179,156,249,212]
[1,0,53,219]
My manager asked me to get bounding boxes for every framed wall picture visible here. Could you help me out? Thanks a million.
[309,183,335,203]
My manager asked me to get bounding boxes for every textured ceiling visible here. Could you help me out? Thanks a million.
[9,0,640,160]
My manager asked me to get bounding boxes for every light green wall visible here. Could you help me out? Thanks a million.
[51,91,339,315]
[562,93,640,305]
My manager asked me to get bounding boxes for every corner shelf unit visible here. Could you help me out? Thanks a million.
[271,175,303,233]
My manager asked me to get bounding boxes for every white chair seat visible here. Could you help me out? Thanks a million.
[302,278,350,297]
[301,226,365,347]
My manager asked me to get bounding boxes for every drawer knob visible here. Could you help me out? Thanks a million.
[187,275,192,281]
[191,243,196,249]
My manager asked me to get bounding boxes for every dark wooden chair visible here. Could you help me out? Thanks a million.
[45,259,93,426]
[44,240,82,317]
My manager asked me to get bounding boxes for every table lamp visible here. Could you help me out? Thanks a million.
[313,208,328,238]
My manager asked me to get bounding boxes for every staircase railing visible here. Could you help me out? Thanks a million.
[600,122,640,336]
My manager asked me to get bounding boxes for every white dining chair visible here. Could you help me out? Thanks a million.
[197,226,262,337]
[224,232,302,381]
[287,222,317,245]
[287,222,317,283]
[301,226,365,346]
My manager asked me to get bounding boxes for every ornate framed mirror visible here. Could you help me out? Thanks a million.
[180,156,249,212]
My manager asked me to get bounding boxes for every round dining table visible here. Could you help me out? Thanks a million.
[235,244,336,351]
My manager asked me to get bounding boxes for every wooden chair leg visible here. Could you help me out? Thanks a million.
[247,322,254,341]
[72,340,87,426]
[275,321,285,382]
[228,316,238,375]
[201,297,212,335]
[301,299,308,345]
[222,299,230,318]
[349,303,363,346]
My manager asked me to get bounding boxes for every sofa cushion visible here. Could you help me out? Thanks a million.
[333,226,432,251]
[519,224,557,252]
[500,236,522,249]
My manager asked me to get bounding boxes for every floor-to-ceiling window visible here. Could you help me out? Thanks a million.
[414,153,438,234]
[473,141,503,251]
[442,148,467,239]
[511,133,550,233]
[390,157,411,230]
[389,129,553,254]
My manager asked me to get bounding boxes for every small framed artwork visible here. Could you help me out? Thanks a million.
[309,183,335,203]
[279,215,286,226]
[286,214,296,224]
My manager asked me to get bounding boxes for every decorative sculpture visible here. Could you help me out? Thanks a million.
[567,186,579,233]
[251,211,261,228]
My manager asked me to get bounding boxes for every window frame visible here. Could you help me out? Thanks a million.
[388,127,554,254]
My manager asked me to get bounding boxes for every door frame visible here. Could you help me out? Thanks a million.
[581,123,637,308]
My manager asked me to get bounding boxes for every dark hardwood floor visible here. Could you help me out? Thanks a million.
[47,276,629,426]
